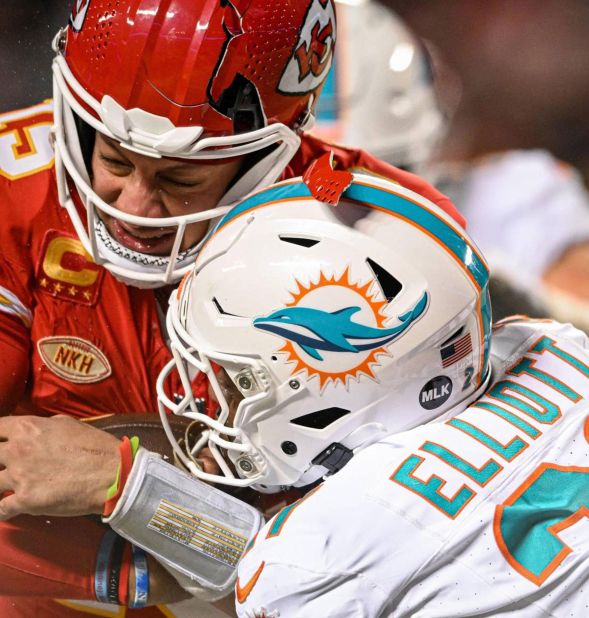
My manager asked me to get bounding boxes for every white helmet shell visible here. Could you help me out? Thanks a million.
[157,173,491,491]
[313,0,444,170]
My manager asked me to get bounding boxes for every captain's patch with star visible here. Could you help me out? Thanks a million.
[36,230,103,305]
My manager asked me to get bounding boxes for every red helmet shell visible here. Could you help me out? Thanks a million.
[64,0,336,134]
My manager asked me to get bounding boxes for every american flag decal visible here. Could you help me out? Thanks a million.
[440,332,472,368]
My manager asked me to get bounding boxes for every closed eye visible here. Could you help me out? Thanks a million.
[99,154,131,169]
[161,177,202,188]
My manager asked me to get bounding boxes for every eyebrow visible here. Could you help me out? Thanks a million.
[101,138,207,175]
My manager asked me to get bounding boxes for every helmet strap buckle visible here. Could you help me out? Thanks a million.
[312,442,354,476]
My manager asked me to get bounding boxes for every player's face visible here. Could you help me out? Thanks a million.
[215,368,244,424]
[90,133,243,255]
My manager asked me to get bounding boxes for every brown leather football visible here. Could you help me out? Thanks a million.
[85,414,312,517]
[84,413,200,465]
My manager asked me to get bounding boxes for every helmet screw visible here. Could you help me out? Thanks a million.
[281,441,298,455]
[238,375,252,390]
[238,458,254,472]
[289,379,300,390]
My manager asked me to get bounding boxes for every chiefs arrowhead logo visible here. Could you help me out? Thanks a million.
[278,0,336,95]
[70,0,92,32]
[295,19,334,81]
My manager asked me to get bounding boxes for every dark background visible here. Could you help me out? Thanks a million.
[0,0,70,111]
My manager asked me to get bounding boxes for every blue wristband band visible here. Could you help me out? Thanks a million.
[94,529,118,604]
[107,535,126,605]
[130,545,149,609]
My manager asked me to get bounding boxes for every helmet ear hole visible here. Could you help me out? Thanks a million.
[281,441,298,455]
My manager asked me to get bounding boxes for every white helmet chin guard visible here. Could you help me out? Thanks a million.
[157,172,491,492]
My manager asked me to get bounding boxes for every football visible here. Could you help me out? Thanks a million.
[85,413,199,465]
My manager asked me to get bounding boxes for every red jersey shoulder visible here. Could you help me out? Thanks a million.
[0,101,57,222]
[290,132,466,229]
[0,102,93,317]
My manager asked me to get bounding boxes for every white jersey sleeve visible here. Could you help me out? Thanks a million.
[430,151,589,290]
[236,319,589,618]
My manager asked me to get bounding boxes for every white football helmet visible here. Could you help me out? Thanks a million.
[51,0,336,287]
[312,0,444,170]
[157,172,491,491]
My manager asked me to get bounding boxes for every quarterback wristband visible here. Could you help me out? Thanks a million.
[103,436,140,517]
[103,448,262,595]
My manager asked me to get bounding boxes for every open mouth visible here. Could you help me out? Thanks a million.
[108,219,177,255]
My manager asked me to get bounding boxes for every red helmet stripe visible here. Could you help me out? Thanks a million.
[127,0,175,110]
[174,0,220,111]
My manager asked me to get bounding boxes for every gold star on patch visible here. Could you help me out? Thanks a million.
[68,286,77,297]
[53,282,63,293]
[40,278,49,288]
[83,290,92,301]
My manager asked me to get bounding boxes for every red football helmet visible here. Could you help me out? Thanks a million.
[52,0,336,286]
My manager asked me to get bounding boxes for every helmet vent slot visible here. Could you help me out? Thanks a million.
[279,235,320,248]
[212,297,241,317]
[290,407,350,429]
[441,326,465,347]
[366,258,402,302]
[87,4,117,62]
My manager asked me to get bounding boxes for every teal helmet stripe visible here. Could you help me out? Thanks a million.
[345,182,489,289]
[214,179,488,289]
[214,181,312,232]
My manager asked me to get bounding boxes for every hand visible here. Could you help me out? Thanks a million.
[0,415,120,520]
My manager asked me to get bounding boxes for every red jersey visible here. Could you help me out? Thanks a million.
[0,102,463,617]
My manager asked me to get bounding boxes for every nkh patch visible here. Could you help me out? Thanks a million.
[37,336,112,384]
[36,230,103,306]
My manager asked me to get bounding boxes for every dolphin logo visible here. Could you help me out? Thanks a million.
[253,292,428,361]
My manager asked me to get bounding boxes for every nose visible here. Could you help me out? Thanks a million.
[113,174,167,220]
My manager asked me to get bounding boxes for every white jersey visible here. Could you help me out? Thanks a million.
[429,151,589,291]
[236,319,589,617]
